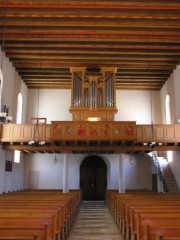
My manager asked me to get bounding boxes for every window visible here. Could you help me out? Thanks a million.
[16,93,22,124]
[14,93,23,163]
[165,94,171,124]
[165,94,173,162]
[0,68,3,111]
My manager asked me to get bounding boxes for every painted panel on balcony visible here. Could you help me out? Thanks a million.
[51,121,136,140]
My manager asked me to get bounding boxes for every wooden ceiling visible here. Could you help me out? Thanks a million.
[0,0,180,91]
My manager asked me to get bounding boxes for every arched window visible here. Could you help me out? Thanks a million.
[165,94,171,124]
[0,68,3,111]
[16,93,22,124]
[165,94,173,162]
[14,93,23,163]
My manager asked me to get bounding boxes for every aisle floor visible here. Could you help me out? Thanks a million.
[67,201,123,240]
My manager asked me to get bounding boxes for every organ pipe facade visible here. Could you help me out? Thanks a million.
[70,67,117,121]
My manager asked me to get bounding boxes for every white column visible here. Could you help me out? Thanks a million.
[119,154,125,193]
[63,154,69,193]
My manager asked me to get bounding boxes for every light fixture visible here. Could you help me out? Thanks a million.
[147,35,156,147]
[53,153,58,165]
[28,140,45,147]
[28,36,45,147]
[87,117,101,121]
[129,155,134,165]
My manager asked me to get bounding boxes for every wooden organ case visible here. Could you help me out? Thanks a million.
[69,67,118,121]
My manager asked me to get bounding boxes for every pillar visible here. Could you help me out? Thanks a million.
[119,154,125,193]
[63,154,69,193]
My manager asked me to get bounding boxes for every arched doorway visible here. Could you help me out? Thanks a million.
[80,155,107,201]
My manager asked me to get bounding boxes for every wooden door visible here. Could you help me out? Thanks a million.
[80,156,107,200]
[152,173,158,192]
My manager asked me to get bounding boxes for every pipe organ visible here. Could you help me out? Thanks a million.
[70,67,117,121]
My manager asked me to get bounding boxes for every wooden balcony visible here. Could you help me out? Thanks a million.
[1,121,180,153]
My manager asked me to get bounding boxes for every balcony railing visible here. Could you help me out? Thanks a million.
[1,122,180,153]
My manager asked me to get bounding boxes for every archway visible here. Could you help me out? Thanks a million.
[80,155,107,201]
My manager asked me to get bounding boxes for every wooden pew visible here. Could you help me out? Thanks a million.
[136,213,180,240]
[145,224,180,240]
[0,213,55,240]
[156,235,180,240]
[129,206,180,240]
[0,199,71,239]
[0,190,81,240]
[105,191,180,240]
[0,228,46,240]
[0,238,40,240]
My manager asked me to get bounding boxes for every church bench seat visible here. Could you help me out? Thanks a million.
[105,191,180,240]
[126,207,180,240]
[0,219,52,239]
[0,214,55,240]
[145,225,180,240]
[0,228,47,240]
[156,236,180,240]
[135,214,180,240]
[0,238,40,240]
[119,201,180,238]
[0,190,81,240]
[0,203,67,240]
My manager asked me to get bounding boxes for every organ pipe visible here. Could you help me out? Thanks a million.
[71,67,116,109]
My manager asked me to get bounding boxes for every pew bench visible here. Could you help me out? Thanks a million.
[0,238,40,240]
[0,228,46,240]
[0,219,53,236]
[128,207,180,240]
[156,236,180,240]
[0,201,68,239]
[136,214,180,240]
[145,225,180,240]
[0,190,81,240]
[0,212,56,240]
[105,191,180,240]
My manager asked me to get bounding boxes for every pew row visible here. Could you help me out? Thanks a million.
[0,190,81,240]
[105,190,180,240]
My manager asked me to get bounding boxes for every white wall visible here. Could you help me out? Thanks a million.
[0,49,25,193]
[27,89,72,123]
[170,64,180,189]
[24,153,64,189]
[1,50,16,118]
[27,88,162,124]
[0,145,6,193]
[160,63,180,189]
[160,74,176,124]
[123,154,153,190]
[24,153,153,191]
[115,90,162,124]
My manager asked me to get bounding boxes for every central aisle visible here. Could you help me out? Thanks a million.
[67,201,123,240]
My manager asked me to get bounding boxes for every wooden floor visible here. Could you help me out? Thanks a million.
[67,201,123,240]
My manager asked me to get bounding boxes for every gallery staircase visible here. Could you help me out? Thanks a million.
[157,154,179,193]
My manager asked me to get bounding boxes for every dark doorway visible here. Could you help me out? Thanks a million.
[80,156,107,201]
[152,173,158,192]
